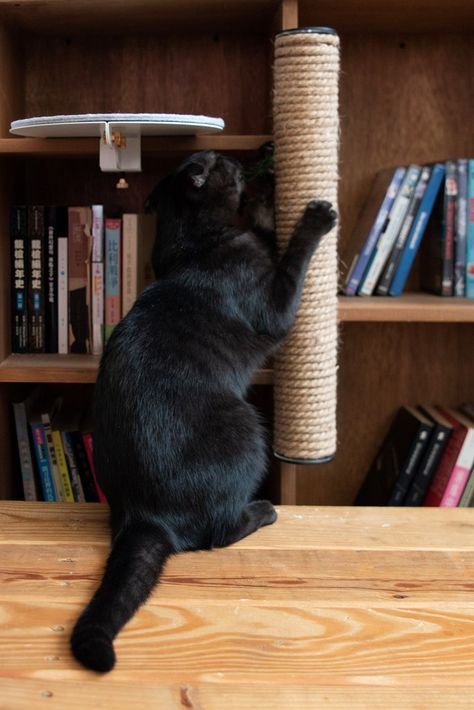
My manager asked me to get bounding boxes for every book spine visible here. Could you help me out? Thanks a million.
[440,160,457,296]
[82,432,107,503]
[377,166,431,295]
[387,423,432,505]
[28,205,46,352]
[45,208,58,352]
[439,429,474,507]
[71,432,99,502]
[404,427,450,505]
[122,213,137,317]
[57,237,68,354]
[454,160,468,297]
[91,205,104,356]
[105,218,122,342]
[68,206,92,353]
[11,206,29,353]
[466,159,474,298]
[51,430,75,502]
[359,165,421,296]
[30,423,56,501]
[41,413,65,502]
[12,401,38,500]
[459,466,474,506]
[424,427,466,507]
[344,168,406,296]
[389,164,446,296]
[60,432,86,502]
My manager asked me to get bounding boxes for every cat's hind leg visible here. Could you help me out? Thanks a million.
[214,500,277,548]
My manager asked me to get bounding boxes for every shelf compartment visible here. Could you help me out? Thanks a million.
[0,135,273,157]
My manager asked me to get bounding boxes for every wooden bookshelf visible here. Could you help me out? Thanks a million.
[0,0,473,505]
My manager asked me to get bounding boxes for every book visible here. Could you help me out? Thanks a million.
[436,409,474,507]
[388,163,446,297]
[424,407,474,507]
[122,213,157,317]
[41,412,66,502]
[12,400,38,501]
[82,432,107,503]
[45,206,68,353]
[68,206,92,353]
[386,408,433,505]
[466,159,474,298]
[60,431,86,503]
[91,205,104,356]
[359,165,421,296]
[421,160,457,296]
[28,205,46,352]
[57,235,68,354]
[454,159,468,297]
[105,217,122,342]
[376,166,432,295]
[30,422,56,501]
[342,167,406,296]
[11,206,29,353]
[403,406,453,506]
[458,465,474,507]
[70,431,99,502]
[354,406,430,505]
[51,429,75,502]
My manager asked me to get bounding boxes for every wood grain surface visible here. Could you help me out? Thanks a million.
[1,503,474,708]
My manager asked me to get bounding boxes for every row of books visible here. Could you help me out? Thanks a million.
[13,389,106,503]
[343,159,474,297]
[11,205,156,355]
[355,404,474,507]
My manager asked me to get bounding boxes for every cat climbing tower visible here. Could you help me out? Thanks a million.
[273,27,340,465]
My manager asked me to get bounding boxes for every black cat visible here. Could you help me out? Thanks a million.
[70,150,337,672]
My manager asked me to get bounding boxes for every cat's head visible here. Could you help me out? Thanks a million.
[146,151,245,220]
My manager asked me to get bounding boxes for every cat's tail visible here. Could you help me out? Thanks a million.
[70,520,173,672]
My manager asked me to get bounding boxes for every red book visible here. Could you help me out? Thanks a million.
[423,407,472,507]
[82,432,107,504]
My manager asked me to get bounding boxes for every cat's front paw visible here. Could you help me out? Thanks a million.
[302,200,338,237]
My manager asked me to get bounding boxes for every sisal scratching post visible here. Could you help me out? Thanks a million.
[273,27,340,464]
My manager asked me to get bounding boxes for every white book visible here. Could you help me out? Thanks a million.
[91,204,104,262]
[359,165,421,295]
[91,262,104,356]
[57,237,68,354]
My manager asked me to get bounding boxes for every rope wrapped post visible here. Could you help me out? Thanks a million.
[273,27,340,464]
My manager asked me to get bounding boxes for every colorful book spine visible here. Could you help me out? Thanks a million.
[454,160,468,297]
[41,413,65,502]
[359,165,421,296]
[122,213,137,317]
[68,206,92,353]
[424,410,468,507]
[82,432,107,503]
[60,431,86,502]
[91,205,104,356]
[105,218,121,342]
[57,236,68,354]
[11,206,28,353]
[52,430,75,502]
[466,159,474,298]
[12,401,38,501]
[344,168,406,296]
[458,467,474,507]
[441,160,458,296]
[439,412,474,507]
[389,163,445,297]
[45,206,68,353]
[30,423,56,501]
[376,166,431,295]
[28,205,46,352]
[70,432,99,502]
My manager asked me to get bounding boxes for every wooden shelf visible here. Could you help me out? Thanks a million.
[0,135,272,157]
[339,293,474,323]
[0,355,275,385]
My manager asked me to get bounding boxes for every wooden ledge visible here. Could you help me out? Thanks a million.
[1,502,474,707]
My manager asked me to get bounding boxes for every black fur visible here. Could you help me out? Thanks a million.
[70,150,337,672]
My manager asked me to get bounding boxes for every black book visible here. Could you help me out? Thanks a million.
[403,406,453,506]
[27,205,46,352]
[70,431,99,502]
[45,206,68,353]
[354,406,433,506]
[11,206,28,353]
[386,408,433,505]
